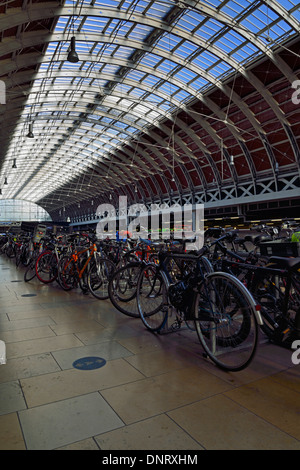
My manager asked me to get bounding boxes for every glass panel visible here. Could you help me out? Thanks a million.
[0,200,52,222]
[1,0,298,205]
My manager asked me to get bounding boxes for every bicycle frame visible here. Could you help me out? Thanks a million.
[218,251,299,332]
[69,243,97,279]
[156,250,263,325]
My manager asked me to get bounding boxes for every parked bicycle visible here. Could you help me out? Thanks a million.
[204,230,300,348]
[108,238,191,317]
[136,247,263,372]
[58,233,115,298]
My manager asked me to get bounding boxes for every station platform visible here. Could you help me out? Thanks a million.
[0,255,299,450]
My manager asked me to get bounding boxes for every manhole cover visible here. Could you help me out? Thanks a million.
[72,357,106,371]
[21,294,37,297]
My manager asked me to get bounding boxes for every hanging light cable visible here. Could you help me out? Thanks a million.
[67,2,79,63]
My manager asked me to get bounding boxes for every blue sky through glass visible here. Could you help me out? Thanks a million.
[2,0,300,202]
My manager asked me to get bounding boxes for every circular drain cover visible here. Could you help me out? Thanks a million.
[21,294,37,297]
[72,357,106,371]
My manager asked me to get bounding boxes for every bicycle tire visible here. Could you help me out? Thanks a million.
[87,257,115,300]
[194,272,259,372]
[250,272,288,342]
[24,260,37,282]
[136,263,168,332]
[21,247,32,267]
[15,250,22,267]
[57,256,77,291]
[6,245,15,258]
[108,262,142,317]
[35,251,58,284]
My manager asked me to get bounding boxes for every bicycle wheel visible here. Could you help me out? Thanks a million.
[57,256,77,291]
[24,259,37,282]
[35,251,58,284]
[108,262,142,317]
[88,257,115,300]
[6,245,15,258]
[194,272,259,372]
[137,264,168,332]
[249,271,290,343]
[15,248,22,267]
[21,246,32,267]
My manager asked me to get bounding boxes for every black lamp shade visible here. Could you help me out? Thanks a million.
[67,36,79,63]
[27,123,34,138]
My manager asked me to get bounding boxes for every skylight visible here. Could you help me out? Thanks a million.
[1,0,299,207]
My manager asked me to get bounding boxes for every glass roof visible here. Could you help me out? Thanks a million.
[0,0,300,213]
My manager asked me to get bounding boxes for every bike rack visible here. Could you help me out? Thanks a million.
[158,306,194,335]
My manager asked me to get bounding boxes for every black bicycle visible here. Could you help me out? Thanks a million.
[136,248,262,372]
[206,231,300,348]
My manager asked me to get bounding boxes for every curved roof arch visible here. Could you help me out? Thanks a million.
[0,0,299,221]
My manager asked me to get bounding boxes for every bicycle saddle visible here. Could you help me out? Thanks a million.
[267,256,300,271]
[254,235,272,245]
[243,235,255,243]
[204,228,224,238]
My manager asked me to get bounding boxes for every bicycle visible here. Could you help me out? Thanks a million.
[87,253,116,299]
[0,234,17,258]
[136,248,263,372]
[15,235,33,267]
[107,240,157,317]
[35,236,67,284]
[108,238,189,317]
[24,235,69,284]
[205,231,300,348]
[58,236,114,297]
[24,241,45,282]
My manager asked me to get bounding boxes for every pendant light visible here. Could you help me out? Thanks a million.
[67,36,79,63]
[27,123,34,138]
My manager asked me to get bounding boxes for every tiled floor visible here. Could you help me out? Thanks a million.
[0,254,300,450]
